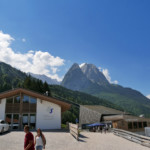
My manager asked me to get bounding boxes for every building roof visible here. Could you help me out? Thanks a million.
[103,114,150,122]
[0,88,71,112]
[82,105,150,122]
[83,105,125,115]
[123,115,150,122]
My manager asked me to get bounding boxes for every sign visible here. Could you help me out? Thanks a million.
[43,106,55,120]
[47,106,54,115]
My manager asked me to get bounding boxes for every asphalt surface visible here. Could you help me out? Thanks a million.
[0,131,149,150]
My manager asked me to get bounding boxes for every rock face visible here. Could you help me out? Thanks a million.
[61,63,109,91]
[80,63,109,86]
[61,63,93,91]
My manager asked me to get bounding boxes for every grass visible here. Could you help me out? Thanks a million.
[61,124,67,129]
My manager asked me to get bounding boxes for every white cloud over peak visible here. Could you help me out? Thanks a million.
[146,95,150,99]
[79,63,86,68]
[0,31,64,81]
[99,67,118,84]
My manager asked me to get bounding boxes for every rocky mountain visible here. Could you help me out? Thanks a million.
[61,63,109,91]
[80,63,109,86]
[29,73,60,85]
[61,63,96,91]
[61,63,150,117]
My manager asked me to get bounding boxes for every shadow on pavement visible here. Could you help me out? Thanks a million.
[0,131,11,136]
[9,129,69,133]
[78,134,88,142]
[42,129,69,133]
[79,134,88,139]
[78,138,86,142]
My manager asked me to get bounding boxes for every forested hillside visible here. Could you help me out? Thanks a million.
[0,62,26,91]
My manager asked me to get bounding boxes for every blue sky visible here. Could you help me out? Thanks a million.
[0,0,150,97]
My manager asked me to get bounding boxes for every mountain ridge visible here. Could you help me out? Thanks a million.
[28,72,60,85]
[61,63,150,117]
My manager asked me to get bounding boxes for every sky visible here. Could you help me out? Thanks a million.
[0,0,150,97]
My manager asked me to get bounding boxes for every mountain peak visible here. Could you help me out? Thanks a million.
[61,63,110,91]
[61,63,93,91]
[80,63,95,68]
[79,63,87,68]
[71,63,80,69]
[80,63,109,85]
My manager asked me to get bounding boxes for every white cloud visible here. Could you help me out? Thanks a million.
[99,67,118,84]
[113,80,119,84]
[146,95,150,99]
[0,31,64,81]
[22,38,26,42]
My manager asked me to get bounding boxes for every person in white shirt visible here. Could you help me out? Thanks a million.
[35,128,46,150]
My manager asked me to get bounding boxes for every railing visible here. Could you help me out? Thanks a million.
[113,128,150,148]
[69,123,79,141]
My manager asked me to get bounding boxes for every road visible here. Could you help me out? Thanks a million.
[0,131,149,150]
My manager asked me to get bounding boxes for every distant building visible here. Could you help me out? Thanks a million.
[0,88,71,130]
[79,105,150,132]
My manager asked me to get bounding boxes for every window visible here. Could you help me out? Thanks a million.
[12,114,19,129]
[138,122,142,128]
[30,97,37,104]
[143,122,147,127]
[133,122,137,129]
[23,95,29,103]
[14,96,20,103]
[128,122,133,129]
[6,97,13,103]
[30,114,36,129]
[6,96,20,104]
[22,114,28,127]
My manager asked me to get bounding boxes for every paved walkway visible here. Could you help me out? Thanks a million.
[0,131,149,150]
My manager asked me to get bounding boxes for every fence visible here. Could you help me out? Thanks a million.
[69,123,79,141]
[113,128,150,148]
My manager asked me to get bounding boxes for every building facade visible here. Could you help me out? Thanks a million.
[0,88,71,130]
[79,105,150,132]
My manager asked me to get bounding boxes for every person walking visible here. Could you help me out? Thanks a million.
[35,128,46,150]
[100,126,102,133]
[24,125,35,150]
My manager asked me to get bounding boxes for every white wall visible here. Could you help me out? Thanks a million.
[36,99,61,130]
[0,99,6,120]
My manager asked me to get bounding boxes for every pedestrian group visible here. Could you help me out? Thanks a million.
[24,125,46,150]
